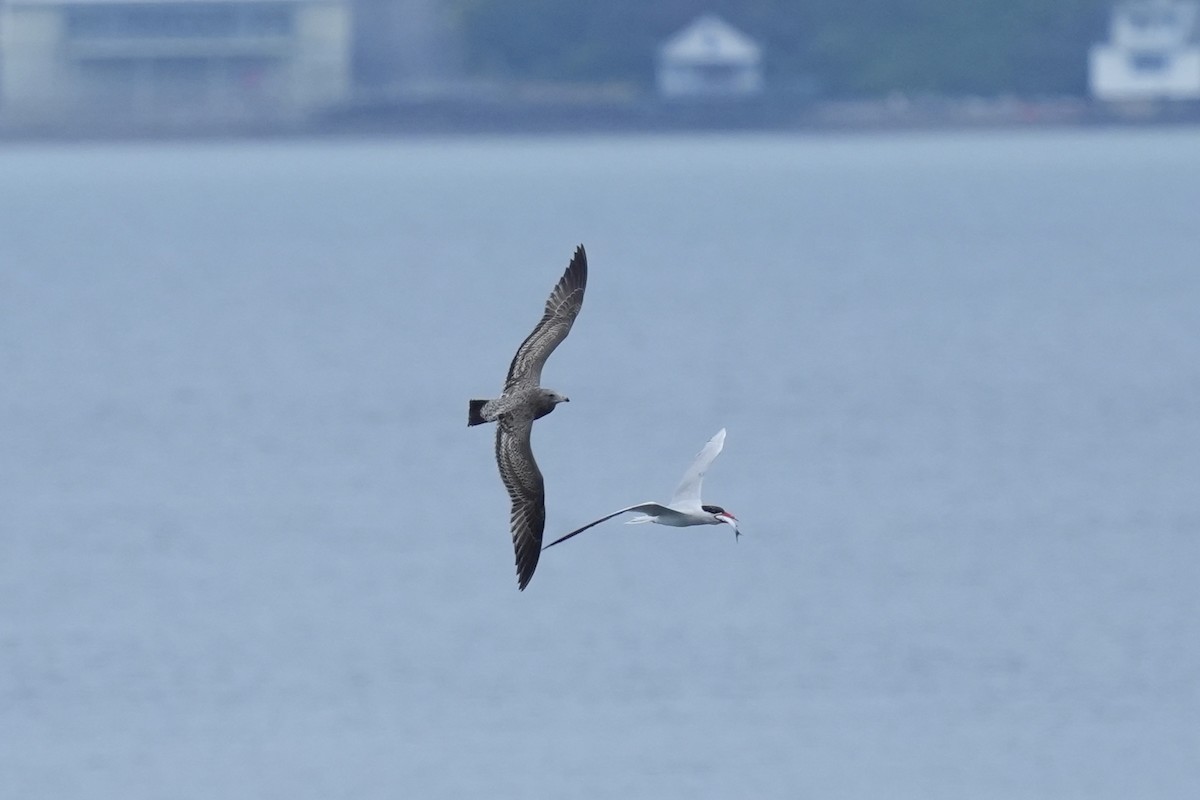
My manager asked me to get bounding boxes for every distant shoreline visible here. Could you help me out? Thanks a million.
[3,94,1199,143]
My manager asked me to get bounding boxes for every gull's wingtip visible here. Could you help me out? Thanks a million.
[570,243,587,266]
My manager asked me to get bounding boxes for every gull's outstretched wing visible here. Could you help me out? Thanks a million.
[504,245,587,391]
[495,417,546,590]
[542,502,673,550]
[669,428,727,511]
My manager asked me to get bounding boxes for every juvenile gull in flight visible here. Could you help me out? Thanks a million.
[468,245,588,590]
[543,428,739,550]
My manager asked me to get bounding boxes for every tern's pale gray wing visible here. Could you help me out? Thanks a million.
[542,502,673,550]
[668,428,727,511]
[495,417,546,590]
[504,245,587,390]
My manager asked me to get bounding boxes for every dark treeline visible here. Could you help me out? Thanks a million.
[450,0,1112,96]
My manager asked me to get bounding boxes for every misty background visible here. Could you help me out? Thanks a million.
[446,0,1107,95]
[2,0,1186,135]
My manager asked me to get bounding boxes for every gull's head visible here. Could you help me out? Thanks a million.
[533,389,570,419]
[702,504,740,540]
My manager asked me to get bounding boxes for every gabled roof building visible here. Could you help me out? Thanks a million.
[657,14,763,99]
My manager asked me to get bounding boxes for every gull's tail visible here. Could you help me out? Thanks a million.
[467,400,489,427]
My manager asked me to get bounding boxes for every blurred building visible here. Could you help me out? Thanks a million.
[656,14,762,99]
[1089,0,1200,100]
[351,0,459,93]
[0,0,351,124]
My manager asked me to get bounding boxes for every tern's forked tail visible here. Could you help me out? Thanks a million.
[467,399,489,427]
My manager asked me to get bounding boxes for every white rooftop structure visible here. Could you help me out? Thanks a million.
[1089,0,1200,100]
[657,14,763,98]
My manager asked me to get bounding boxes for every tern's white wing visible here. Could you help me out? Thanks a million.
[669,428,726,511]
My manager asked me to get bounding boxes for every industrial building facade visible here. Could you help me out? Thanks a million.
[0,0,351,123]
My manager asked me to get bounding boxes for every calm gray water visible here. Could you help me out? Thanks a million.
[1,129,1198,799]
